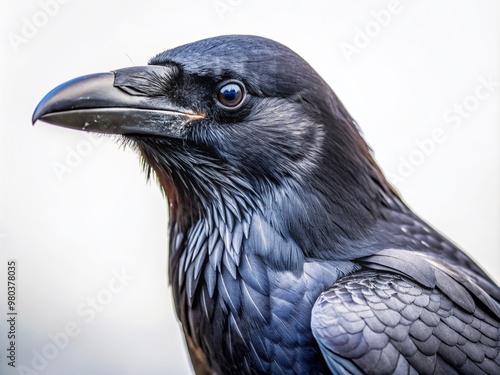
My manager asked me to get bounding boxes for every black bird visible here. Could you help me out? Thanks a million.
[33,35,500,374]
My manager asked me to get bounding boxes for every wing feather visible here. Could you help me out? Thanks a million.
[312,263,500,374]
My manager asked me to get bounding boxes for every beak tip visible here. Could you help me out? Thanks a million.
[32,103,46,126]
[31,112,40,126]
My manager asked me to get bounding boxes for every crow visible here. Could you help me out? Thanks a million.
[33,35,500,374]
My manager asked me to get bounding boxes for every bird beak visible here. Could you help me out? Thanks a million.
[32,65,204,138]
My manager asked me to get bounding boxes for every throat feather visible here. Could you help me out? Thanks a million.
[172,195,253,309]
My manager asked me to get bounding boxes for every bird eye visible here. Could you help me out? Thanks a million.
[217,82,245,108]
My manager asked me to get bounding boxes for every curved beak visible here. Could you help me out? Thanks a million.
[32,65,204,138]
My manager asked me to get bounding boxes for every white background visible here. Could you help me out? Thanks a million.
[1,1,499,374]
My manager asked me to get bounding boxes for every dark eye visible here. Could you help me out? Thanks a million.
[217,82,245,108]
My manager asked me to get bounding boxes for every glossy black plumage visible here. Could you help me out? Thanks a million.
[32,35,500,374]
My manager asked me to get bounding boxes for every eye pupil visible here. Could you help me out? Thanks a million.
[218,82,244,108]
[223,88,238,101]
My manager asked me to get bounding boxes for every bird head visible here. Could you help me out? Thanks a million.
[33,35,394,258]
